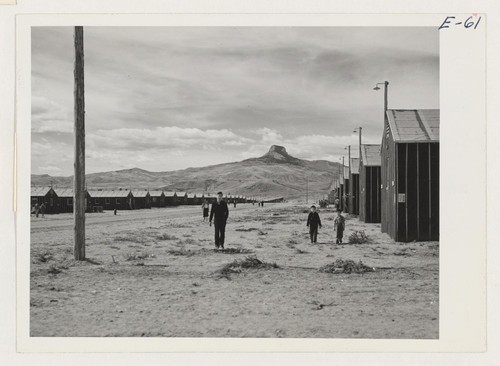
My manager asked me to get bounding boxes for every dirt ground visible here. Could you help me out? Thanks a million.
[30,202,439,338]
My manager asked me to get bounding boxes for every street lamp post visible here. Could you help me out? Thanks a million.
[373,81,389,116]
[344,145,351,213]
[341,154,346,183]
[354,126,362,163]
[345,145,351,176]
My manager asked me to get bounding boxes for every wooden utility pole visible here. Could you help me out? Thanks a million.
[348,145,351,176]
[341,156,345,208]
[384,81,389,113]
[358,127,362,164]
[338,158,341,187]
[342,156,344,179]
[74,26,86,260]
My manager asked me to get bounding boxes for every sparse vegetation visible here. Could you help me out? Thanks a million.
[215,255,279,278]
[177,238,196,245]
[235,227,260,232]
[263,220,279,225]
[47,265,63,274]
[394,249,412,256]
[167,249,196,257]
[124,252,154,261]
[156,233,178,241]
[319,259,374,274]
[348,231,371,244]
[217,248,254,254]
[114,235,148,244]
[34,251,53,263]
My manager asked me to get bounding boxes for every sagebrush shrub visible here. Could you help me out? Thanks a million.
[348,231,370,244]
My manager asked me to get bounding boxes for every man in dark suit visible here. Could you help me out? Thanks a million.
[209,191,229,249]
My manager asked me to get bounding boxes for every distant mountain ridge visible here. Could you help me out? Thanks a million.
[31,145,341,199]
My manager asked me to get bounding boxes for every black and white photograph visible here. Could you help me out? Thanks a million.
[28,25,441,339]
[29,26,440,339]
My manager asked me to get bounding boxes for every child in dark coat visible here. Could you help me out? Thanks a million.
[306,205,322,243]
[334,210,346,244]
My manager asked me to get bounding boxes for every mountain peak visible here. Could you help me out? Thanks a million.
[268,145,287,155]
[263,145,290,161]
[253,145,303,165]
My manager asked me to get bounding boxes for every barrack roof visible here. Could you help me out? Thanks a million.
[148,190,164,197]
[350,158,360,174]
[386,109,439,142]
[89,190,131,198]
[343,166,350,180]
[31,187,55,196]
[361,144,381,167]
[54,188,86,197]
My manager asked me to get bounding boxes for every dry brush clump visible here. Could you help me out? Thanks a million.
[124,252,155,261]
[156,233,178,241]
[167,248,196,257]
[319,259,374,274]
[216,248,254,254]
[348,231,371,244]
[394,248,413,256]
[34,251,53,263]
[167,223,191,228]
[215,255,279,279]
[114,235,148,244]
[235,227,260,232]
[177,238,197,245]
[47,264,63,275]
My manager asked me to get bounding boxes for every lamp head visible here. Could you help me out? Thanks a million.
[373,86,380,91]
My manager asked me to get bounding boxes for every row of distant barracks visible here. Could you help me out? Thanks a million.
[30,188,256,214]
[329,109,439,243]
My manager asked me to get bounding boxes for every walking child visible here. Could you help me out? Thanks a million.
[306,205,322,244]
[201,199,210,222]
[334,210,346,244]
[334,198,340,211]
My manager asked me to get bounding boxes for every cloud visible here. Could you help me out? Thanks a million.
[87,126,254,151]
[255,128,283,145]
[31,26,439,175]
[37,165,62,174]
[31,96,73,134]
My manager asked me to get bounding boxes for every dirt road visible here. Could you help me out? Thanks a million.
[30,205,257,231]
[30,202,439,338]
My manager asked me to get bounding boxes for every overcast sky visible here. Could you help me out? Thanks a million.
[31,27,439,176]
